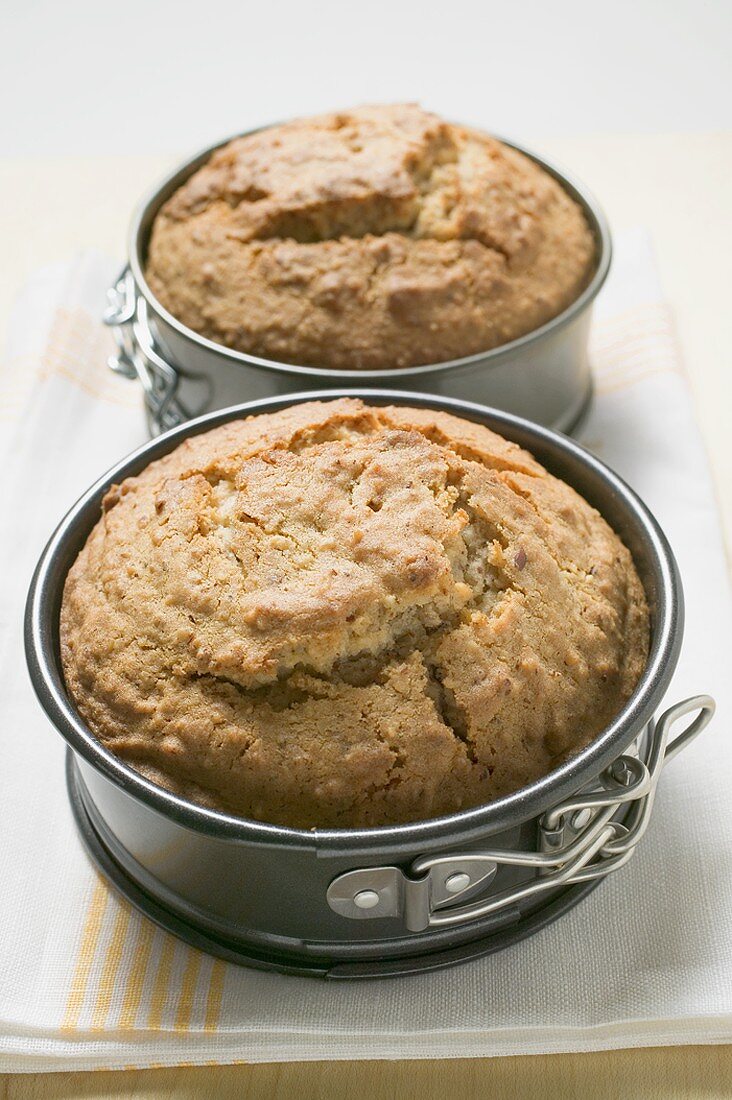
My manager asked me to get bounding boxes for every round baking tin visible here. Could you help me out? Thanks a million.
[65,752,601,979]
[25,391,714,978]
[106,127,612,436]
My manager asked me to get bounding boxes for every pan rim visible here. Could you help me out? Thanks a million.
[128,125,612,380]
[25,390,682,852]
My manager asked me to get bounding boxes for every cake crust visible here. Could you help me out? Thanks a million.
[60,400,649,828]
[145,105,596,370]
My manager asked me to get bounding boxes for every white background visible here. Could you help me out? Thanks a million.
[3,0,732,156]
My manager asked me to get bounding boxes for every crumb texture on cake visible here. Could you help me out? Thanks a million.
[145,104,596,370]
[60,400,649,828]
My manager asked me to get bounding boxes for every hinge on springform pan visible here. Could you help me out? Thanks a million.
[326,696,714,933]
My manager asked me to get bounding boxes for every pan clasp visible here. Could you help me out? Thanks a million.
[326,696,715,934]
[104,267,188,433]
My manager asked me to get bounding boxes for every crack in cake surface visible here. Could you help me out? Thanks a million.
[144,104,596,371]
[60,399,650,829]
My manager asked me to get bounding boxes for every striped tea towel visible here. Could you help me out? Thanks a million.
[1,230,730,1071]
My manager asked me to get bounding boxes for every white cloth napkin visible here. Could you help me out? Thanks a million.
[1,231,730,1072]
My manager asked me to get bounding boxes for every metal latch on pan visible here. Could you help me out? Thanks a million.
[327,696,714,933]
[104,266,187,433]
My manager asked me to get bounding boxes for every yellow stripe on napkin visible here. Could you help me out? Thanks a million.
[61,877,110,1031]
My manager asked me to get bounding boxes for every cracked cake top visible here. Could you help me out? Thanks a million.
[145,104,596,370]
[60,400,649,829]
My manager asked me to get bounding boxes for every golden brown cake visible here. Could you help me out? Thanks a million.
[60,400,649,829]
[145,104,596,370]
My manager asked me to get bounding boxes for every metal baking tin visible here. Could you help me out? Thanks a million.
[105,130,612,436]
[25,391,714,979]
